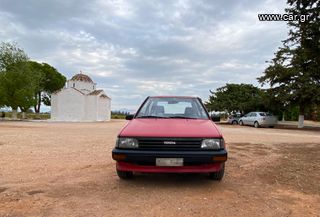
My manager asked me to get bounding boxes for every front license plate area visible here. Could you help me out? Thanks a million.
[156,158,183,167]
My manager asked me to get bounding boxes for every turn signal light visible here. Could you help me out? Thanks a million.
[212,156,227,162]
[112,153,127,161]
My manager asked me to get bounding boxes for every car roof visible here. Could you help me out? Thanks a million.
[149,96,199,99]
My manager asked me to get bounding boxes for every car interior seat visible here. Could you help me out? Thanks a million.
[184,107,196,117]
[151,105,165,116]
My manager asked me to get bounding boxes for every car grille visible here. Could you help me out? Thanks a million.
[137,138,202,150]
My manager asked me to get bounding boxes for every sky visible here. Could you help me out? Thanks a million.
[0,0,288,111]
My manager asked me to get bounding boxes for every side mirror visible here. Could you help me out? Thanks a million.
[125,114,134,120]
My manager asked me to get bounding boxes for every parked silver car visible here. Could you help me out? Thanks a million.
[227,114,242,125]
[239,112,277,128]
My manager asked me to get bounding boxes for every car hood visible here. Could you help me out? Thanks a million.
[119,118,222,138]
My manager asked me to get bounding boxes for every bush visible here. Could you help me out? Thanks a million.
[1,112,50,120]
[111,114,126,119]
[284,106,299,121]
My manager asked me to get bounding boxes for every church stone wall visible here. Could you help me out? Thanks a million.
[105,98,111,121]
[85,95,98,121]
[51,89,85,121]
[97,97,110,121]
[51,94,59,120]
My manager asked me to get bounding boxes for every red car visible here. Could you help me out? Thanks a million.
[112,96,227,180]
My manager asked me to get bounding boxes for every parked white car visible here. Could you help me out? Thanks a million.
[227,114,242,125]
[239,112,277,128]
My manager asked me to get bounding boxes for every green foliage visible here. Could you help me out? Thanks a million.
[0,42,29,107]
[0,62,38,111]
[111,111,130,119]
[0,42,66,115]
[0,42,28,72]
[284,106,299,121]
[0,73,5,107]
[41,63,66,106]
[29,61,66,112]
[1,112,50,120]
[111,114,127,119]
[206,83,319,121]
[206,83,266,114]
[258,0,320,115]
[260,88,288,117]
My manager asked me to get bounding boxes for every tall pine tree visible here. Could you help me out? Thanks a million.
[259,0,320,128]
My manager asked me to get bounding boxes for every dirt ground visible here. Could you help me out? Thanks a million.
[0,120,319,217]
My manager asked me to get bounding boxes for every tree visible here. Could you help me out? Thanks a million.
[0,42,29,107]
[27,61,44,114]
[28,62,66,113]
[258,0,320,128]
[0,42,28,72]
[0,73,5,108]
[206,83,266,114]
[0,62,39,119]
[0,42,66,117]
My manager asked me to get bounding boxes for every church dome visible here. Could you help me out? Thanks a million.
[71,73,93,83]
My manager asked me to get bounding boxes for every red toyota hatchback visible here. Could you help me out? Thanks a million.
[112,96,227,180]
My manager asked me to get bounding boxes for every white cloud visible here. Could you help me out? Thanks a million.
[0,0,289,110]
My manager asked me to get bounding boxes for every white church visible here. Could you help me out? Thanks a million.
[51,73,111,122]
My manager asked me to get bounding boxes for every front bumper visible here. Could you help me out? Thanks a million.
[112,149,227,173]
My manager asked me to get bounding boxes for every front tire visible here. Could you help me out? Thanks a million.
[254,121,260,128]
[209,163,225,181]
[232,120,238,125]
[117,170,133,179]
[239,120,244,126]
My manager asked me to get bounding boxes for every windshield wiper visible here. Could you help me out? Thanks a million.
[168,116,198,119]
[137,115,168,118]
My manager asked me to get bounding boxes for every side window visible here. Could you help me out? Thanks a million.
[139,99,154,116]
[194,100,207,118]
[251,113,257,117]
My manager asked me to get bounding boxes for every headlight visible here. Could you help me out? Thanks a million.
[117,138,139,149]
[201,139,224,150]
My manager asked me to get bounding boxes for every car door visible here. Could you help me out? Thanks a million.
[242,112,251,125]
[249,112,257,125]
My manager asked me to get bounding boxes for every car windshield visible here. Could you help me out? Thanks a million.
[136,97,209,119]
